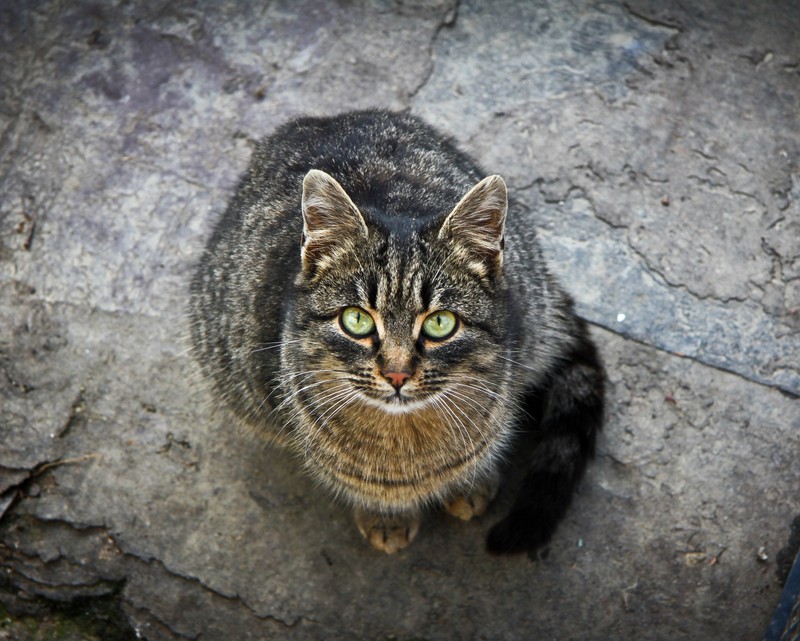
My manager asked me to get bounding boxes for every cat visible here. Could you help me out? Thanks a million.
[188,109,605,554]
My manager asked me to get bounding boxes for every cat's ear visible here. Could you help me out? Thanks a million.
[301,169,369,277]
[438,175,507,277]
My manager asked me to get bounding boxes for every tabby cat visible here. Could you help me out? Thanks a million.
[189,110,604,554]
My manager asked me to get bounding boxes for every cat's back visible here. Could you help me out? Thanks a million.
[244,110,485,233]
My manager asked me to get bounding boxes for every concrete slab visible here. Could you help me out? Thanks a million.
[1,1,798,639]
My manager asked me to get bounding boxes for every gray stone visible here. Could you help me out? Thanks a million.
[1,0,798,639]
[414,0,800,394]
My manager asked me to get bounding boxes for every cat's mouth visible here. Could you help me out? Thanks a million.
[359,388,428,414]
[385,390,410,404]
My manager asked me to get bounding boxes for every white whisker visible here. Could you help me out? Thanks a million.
[432,396,479,489]
[249,338,305,355]
[495,353,547,375]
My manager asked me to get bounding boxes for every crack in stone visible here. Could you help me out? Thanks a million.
[0,454,101,525]
[621,2,683,32]
[533,169,783,309]
[123,601,199,641]
[523,177,800,393]
[124,158,214,191]
[113,535,304,629]
[585,320,799,400]
[407,0,460,101]
[2,511,308,638]
[0,492,17,522]
[55,387,88,439]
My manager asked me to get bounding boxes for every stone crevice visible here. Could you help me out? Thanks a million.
[407,0,461,101]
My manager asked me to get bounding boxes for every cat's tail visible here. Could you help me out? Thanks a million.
[486,327,605,555]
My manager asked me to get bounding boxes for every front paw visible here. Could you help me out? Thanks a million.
[354,508,420,554]
[445,493,491,520]
[445,474,500,521]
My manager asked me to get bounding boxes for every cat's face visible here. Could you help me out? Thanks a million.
[294,249,501,414]
[278,170,513,509]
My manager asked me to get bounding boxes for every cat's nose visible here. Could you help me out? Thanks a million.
[383,369,412,389]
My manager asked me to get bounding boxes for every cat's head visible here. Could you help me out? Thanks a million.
[279,169,513,506]
[286,168,509,406]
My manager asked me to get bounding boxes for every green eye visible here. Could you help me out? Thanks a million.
[422,310,458,340]
[340,306,376,338]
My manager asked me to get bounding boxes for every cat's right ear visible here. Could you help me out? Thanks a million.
[438,174,507,279]
[301,169,369,278]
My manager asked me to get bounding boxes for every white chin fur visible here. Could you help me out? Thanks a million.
[358,391,432,415]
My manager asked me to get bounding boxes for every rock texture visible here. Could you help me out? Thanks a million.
[1,1,798,639]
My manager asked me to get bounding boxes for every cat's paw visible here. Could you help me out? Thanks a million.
[354,508,420,554]
[445,493,491,520]
[445,475,500,521]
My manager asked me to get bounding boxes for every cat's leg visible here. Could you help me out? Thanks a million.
[487,324,604,554]
[445,470,501,521]
[354,508,421,554]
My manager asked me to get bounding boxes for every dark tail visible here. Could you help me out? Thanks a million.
[487,325,605,555]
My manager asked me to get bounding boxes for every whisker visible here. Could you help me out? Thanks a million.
[297,386,360,458]
[248,338,305,355]
[448,379,505,404]
[495,353,547,375]
[435,393,485,490]
[449,378,530,424]
[443,387,491,421]
[315,388,361,425]
[262,369,353,433]
[430,394,471,456]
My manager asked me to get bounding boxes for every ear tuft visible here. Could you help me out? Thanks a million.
[301,169,368,277]
[439,175,507,277]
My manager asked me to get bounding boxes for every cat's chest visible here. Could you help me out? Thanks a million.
[328,402,450,446]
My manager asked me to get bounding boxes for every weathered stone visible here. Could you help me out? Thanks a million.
[414,0,800,394]
[1,0,798,639]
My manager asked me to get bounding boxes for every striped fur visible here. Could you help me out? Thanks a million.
[188,110,604,554]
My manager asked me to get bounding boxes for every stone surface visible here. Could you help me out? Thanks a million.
[1,1,798,640]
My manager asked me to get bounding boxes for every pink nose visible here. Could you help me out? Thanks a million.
[383,370,412,389]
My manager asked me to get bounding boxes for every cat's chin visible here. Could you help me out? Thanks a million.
[360,392,431,415]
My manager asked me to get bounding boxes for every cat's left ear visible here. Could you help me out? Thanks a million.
[301,169,369,278]
[439,175,507,278]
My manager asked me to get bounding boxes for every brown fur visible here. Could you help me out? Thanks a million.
[188,110,605,554]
